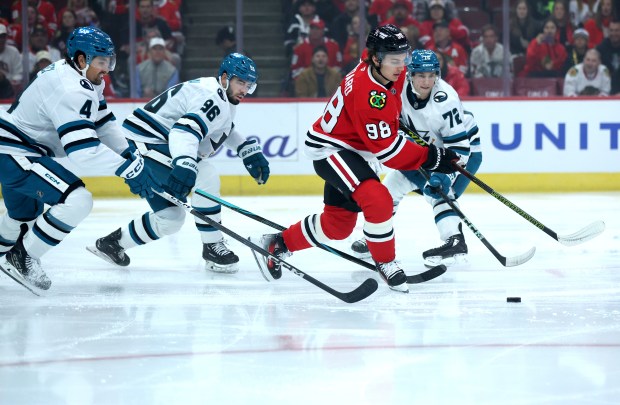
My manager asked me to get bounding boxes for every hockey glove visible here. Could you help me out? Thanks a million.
[421,144,461,174]
[166,156,198,199]
[237,139,270,184]
[116,148,163,199]
[423,172,452,200]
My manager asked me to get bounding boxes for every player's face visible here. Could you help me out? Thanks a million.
[583,52,599,73]
[411,71,437,99]
[85,56,115,85]
[226,75,256,104]
[376,53,408,82]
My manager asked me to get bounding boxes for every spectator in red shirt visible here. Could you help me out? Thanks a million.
[419,0,469,51]
[435,50,470,97]
[584,0,616,47]
[426,20,468,75]
[522,18,568,77]
[156,0,182,32]
[56,0,99,28]
[9,5,55,50]
[384,0,420,31]
[291,17,342,78]
[12,0,57,31]
[369,0,394,25]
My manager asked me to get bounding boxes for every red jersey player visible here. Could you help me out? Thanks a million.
[252,25,459,293]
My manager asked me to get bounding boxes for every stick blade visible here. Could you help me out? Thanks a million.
[338,278,379,303]
[557,221,605,246]
[504,246,536,267]
[406,264,447,284]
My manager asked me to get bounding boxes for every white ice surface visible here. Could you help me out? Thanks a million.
[1,192,619,405]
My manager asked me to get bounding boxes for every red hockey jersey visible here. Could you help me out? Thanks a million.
[305,61,429,171]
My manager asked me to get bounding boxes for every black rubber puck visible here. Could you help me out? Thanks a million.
[507,297,521,303]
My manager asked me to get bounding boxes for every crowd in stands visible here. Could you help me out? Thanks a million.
[280,0,620,97]
[0,0,183,99]
[2,0,620,99]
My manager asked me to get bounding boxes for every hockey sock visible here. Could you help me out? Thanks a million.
[352,179,395,263]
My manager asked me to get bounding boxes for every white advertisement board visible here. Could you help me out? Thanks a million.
[2,99,619,175]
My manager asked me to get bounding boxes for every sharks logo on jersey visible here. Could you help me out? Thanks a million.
[80,79,94,91]
[402,116,431,144]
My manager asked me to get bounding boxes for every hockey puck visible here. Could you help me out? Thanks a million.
[507,297,521,303]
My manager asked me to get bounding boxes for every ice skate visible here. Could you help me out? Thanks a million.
[203,239,239,273]
[350,237,372,259]
[86,228,130,266]
[422,233,468,267]
[0,232,51,291]
[375,259,408,293]
[249,233,291,281]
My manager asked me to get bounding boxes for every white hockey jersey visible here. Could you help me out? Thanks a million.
[121,77,245,161]
[563,63,611,96]
[0,59,128,175]
[400,78,480,161]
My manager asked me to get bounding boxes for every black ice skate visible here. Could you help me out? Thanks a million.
[249,233,291,281]
[0,227,51,291]
[203,239,239,273]
[422,233,468,267]
[86,228,130,266]
[350,237,371,259]
[375,260,408,293]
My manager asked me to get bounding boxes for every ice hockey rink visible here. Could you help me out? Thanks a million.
[0,192,618,405]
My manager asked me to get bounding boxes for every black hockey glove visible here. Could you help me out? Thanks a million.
[421,144,460,174]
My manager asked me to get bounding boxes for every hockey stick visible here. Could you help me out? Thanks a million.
[194,189,446,284]
[417,168,535,267]
[399,122,605,246]
[156,191,378,303]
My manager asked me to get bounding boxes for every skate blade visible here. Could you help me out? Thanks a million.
[205,261,239,274]
[86,246,129,267]
[0,260,42,296]
[424,253,468,268]
[248,237,273,282]
[388,284,409,293]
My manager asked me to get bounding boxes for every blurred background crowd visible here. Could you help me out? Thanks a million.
[1,0,619,99]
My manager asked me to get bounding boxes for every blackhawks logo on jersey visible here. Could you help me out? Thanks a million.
[368,90,387,109]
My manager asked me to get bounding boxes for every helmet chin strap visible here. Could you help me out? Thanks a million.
[373,60,393,84]
[218,75,229,91]
[69,56,90,77]
[78,64,90,77]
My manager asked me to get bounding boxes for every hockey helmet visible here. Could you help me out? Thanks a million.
[67,27,116,71]
[366,24,411,63]
[408,49,440,75]
[218,53,258,94]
